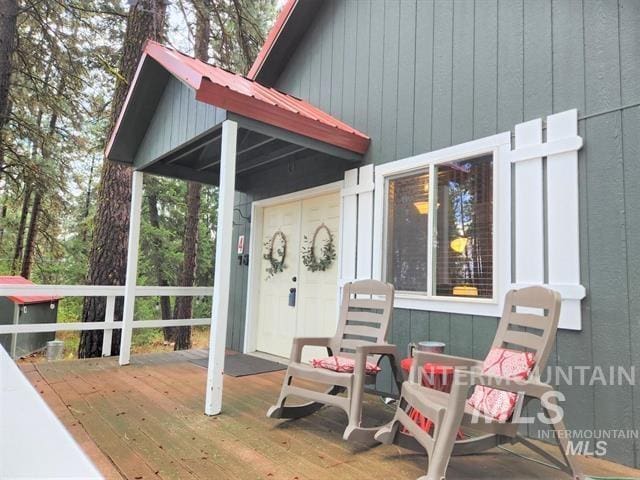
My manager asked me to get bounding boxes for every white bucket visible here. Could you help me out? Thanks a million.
[46,340,64,362]
[408,340,446,357]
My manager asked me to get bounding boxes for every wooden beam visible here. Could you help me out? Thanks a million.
[147,163,219,185]
[227,113,363,161]
[119,170,144,366]
[205,119,237,415]
[133,124,222,171]
[237,136,277,156]
[165,133,221,165]
[194,142,222,171]
[236,144,306,174]
[195,135,277,172]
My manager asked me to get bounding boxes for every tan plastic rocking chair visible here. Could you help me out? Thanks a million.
[375,286,582,480]
[267,279,404,442]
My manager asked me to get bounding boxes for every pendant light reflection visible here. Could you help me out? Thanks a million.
[413,201,429,215]
[450,236,468,254]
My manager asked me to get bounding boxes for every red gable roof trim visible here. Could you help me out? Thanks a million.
[247,0,298,80]
[106,40,369,160]
[195,79,369,154]
[0,276,62,305]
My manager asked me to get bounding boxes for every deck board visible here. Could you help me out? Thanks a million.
[20,350,640,480]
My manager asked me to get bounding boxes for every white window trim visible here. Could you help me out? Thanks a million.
[372,132,512,317]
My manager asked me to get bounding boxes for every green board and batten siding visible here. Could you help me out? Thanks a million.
[271,0,640,468]
[134,76,225,169]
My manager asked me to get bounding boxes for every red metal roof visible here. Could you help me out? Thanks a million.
[0,276,62,305]
[106,40,369,160]
[247,0,298,80]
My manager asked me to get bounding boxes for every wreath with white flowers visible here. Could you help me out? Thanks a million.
[302,223,336,272]
[263,230,287,278]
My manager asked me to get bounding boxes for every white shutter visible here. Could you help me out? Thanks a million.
[508,109,585,330]
[513,119,545,288]
[339,165,375,286]
[356,164,374,279]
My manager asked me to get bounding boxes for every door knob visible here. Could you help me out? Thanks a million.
[291,276,297,282]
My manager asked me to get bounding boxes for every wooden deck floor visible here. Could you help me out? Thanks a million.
[20,350,640,480]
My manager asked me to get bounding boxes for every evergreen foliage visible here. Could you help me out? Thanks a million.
[0,0,277,356]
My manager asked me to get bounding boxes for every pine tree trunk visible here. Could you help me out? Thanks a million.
[0,145,8,247]
[172,2,210,351]
[0,203,7,247]
[20,88,60,280]
[20,191,41,279]
[79,0,167,358]
[81,154,96,243]
[11,186,30,274]
[173,181,201,350]
[146,178,173,341]
[0,0,17,130]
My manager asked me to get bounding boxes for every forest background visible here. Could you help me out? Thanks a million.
[0,0,277,358]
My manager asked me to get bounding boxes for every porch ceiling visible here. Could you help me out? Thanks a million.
[140,116,362,187]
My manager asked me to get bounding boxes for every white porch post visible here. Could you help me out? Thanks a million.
[118,170,144,366]
[205,119,237,415]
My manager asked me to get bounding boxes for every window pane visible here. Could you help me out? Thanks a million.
[386,171,429,292]
[434,155,493,298]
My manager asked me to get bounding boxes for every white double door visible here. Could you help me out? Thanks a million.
[256,192,340,361]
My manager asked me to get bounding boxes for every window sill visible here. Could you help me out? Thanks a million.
[393,291,503,317]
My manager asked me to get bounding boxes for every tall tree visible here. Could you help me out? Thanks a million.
[145,176,174,341]
[78,0,167,358]
[20,190,40,278]
[172,0,210,350]
[21,77,63,279]
[0,0,18,245]
[10,185,29,273]
[0,0,17,131]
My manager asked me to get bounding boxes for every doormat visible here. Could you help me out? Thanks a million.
[190,353,286,377]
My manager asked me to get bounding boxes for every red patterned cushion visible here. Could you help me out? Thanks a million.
[466,347,536,421]
[311,356,381,375]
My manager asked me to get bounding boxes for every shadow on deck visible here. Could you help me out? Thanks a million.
[20,350,640,480]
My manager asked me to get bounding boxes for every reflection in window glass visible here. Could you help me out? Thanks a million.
[434,155,493,298]
[386,171,429,292]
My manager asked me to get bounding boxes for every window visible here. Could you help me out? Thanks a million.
[386,171,430,291]
[385,154,494,300]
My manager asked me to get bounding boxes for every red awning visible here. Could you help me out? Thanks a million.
[106,40,370,160]
[0,276,62,305]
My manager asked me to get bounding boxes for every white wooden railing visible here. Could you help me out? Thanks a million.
[0,285,213,358]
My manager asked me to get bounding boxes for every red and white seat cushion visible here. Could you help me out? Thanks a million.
[466,347,536,421]
[311,356,381,375]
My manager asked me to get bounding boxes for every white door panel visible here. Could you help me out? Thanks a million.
[296,193,341,363]
[255,191,340,362]
[256,200,300,358]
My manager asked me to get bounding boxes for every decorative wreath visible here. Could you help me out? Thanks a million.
[302,223,336,272]
[263,230,287,278]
